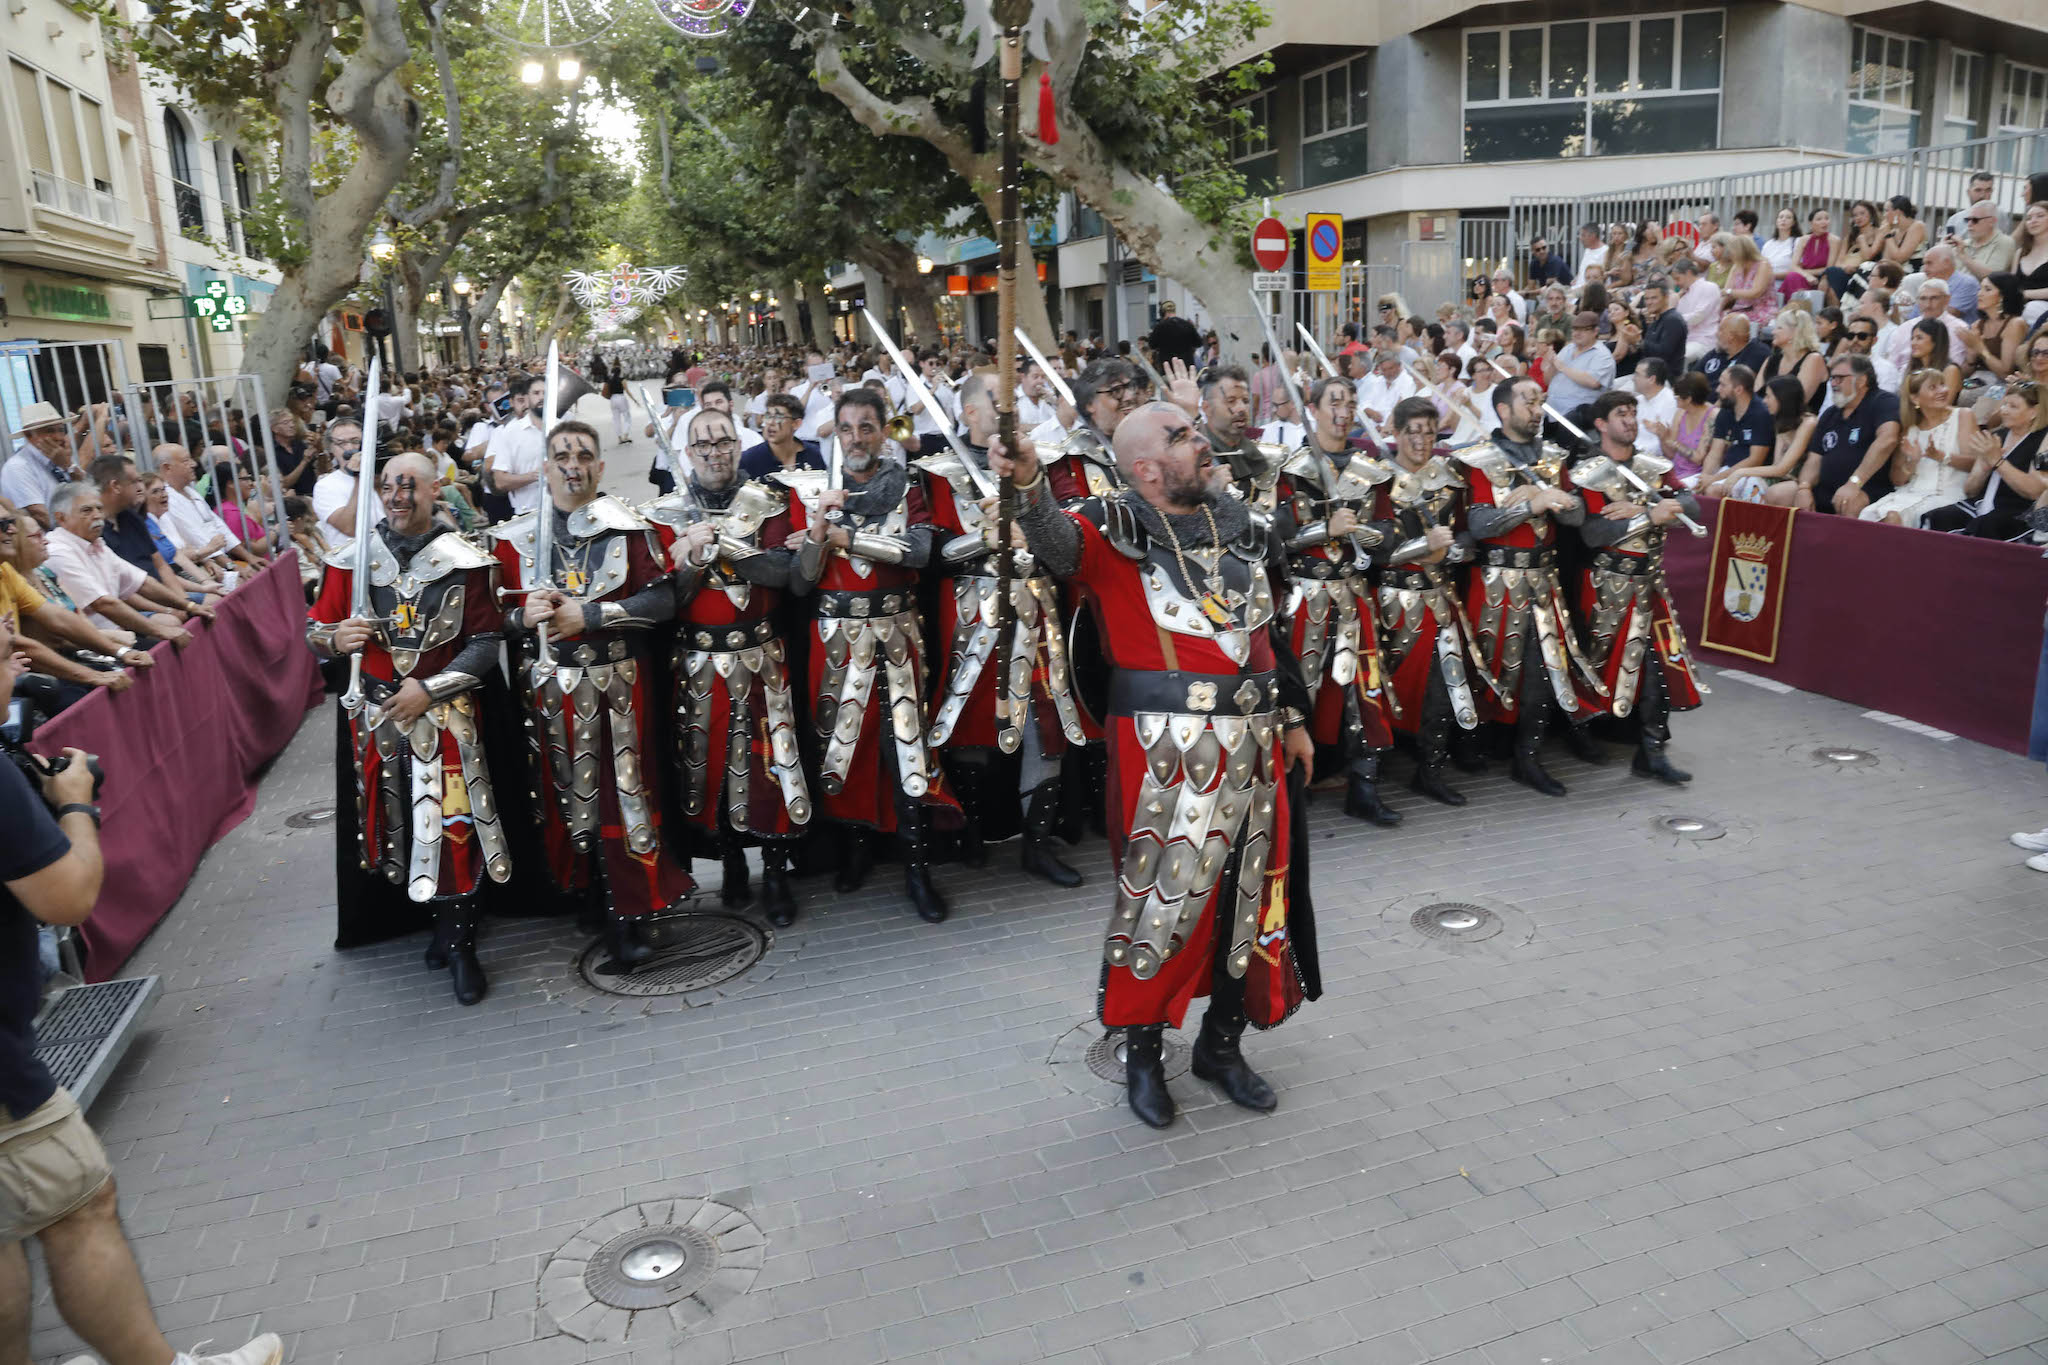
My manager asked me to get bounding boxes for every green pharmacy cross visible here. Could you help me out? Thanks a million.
[186,279,250,332]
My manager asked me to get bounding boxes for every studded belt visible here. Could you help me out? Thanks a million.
[681,616,776,651]
[1482,546,1555,569]
[557,636,631,665]
[1108,669,1281,719]
[1287,556,1353,581]
[1386,567,1449,589]
[1591,548,1652,576]
[816,588,912,619]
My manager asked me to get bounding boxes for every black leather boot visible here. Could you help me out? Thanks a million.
[1409,684,1468,807]
[948,760,989,867]
[446,906,486,1007]
[1020,782,1083,887]
[1509,700,1568,797]
[901,804,950,923]
[720,848,753,907]
[760,849,798,927]
[1189,1007,1277,1112]
[423,913,450,971]
[1561,721,1608,765]
[834,827,872,893]
[1449,723,1490,773]
[1123,1025,1176,1129]
[1630,659,1690,784]
[1342,753,1404,826]
[1633,735,1693,784]
[601,906,656,973]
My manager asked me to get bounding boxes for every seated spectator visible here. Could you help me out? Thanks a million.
[1702,232,1734,290]
[1489,268,1527,322]
[1628,222,1664,286]
[1898,317,1965,401]
[1696,365,1772,497]
[1466,355,1508,429]
[40,484,197,645]
[1816,305,1847,361]
[1878,278,1969,376]
[1825,200,1886,304]
[1925,382,2046,538]
[1861,367,1977,528]
[1899,244,1978,323]
[1785,209,1837,300]
[140,475,222,596]
[1356,350,1418,434]
[0,403,81,530]
[1606,299,1644,376]
[1635,276,1687,375]
[1669,255,1721,362]
[1716,232,1776,333]
[1538,312,1614,420]
[1998,200,2048,324]
[1822,315,1899,409]
[0,500,153,706]
[1630,358,1677,458]
[1800,354,1900,514]
[1758,309,1828,414]
[1760,209,1801,286]
[1573,222,1606,287]
[87,455,212,613]
[1524,237,1572,288]
[1692,314,1770,388]
[1874,195,1930,275]
[1963,276,2030,386]
[1693,212,1721,262]
[1952,197,2017,288]
[209,459,272,557]
[1722,376,1819,508]
[154,443,251,573]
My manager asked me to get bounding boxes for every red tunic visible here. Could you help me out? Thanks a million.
[1275,459,1395,757]
[1563,463,1704,716]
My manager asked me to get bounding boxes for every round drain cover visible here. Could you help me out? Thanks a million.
[1654,815,1725,841]
[1814,746,1876,766]
[1084,1029,1192,1084]
[284,804,336,829]
[585,1226,718,1309]
[1411,902,1504,942]
[575,913,767,998]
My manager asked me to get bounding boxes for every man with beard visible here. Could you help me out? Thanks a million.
[308,452,510,1003]
[922,375,1087,886]
[1458,378,1599,796]
[1017,358,1061,433]
[1370,398,1484,807]
[1040,357,1150,502]
[1276,377,1400,825]
[494,420,694,969]
[644,407,812,926]
[1198,365,1283,513]
[990,404,1317,1131]
[781,389,961,922]
[1562,391,1703,783]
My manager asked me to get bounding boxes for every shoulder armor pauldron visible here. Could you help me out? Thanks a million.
[413,531,495,579]
[487,511,538,554]
[568,495,650,537]
[1629,451,1675,482]
[324,530,402,586]
[1230,511,1271,562]
[771,468,832,501]
[1452,444,1515,485]
[1093,496,1146,561]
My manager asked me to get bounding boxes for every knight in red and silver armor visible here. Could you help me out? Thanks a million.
[643,406,812,927]
[308,453,510,1005]
[1199,364,1284,516]
[1458,377,1606,796]
[783,388,961,924]
[1274,377,1404,825]
[923,375,1089,886]
[1563,391,1705,784]
[995,402,1318,1132]
[492,420,694,971]
[1371,397,1487,807]
[1035,357,1149,505]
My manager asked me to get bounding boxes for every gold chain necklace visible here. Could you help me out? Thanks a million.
[1155,503,1235,626]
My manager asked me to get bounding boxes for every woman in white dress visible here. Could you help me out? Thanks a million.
[1861,367,1978,527]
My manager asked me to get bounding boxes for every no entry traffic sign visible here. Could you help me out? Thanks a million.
[1251,216,1291,272]
[1305,212,1343,292]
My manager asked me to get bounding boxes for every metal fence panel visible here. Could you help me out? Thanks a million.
[1399,241,1463,321]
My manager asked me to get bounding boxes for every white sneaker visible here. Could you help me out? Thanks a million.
[2029,852,2048,874]
[2011,829,2048,853]
[183,1336,283,1365]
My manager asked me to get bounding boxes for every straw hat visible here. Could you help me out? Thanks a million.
[14,401,65,433]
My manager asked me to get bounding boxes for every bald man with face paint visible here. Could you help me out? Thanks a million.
[308,452,512,1005]
[989,403,1319,1132]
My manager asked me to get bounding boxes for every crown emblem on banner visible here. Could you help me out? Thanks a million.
[1731,532,1772,561]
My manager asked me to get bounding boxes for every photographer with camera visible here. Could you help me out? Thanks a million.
[0,615,279,1365]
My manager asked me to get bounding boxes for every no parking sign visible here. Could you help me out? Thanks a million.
[1305,212,1343,292]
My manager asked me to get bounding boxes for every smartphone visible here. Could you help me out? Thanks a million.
[492,394,513,418]
[664,387,695,409]
[807,361,836,384]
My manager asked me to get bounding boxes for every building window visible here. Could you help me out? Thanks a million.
[1301,53,1369,188]
[1462,11,1721,163]
[1230,88,1279,195]
[1945,49,1983,145]
[164,110,204,234]
[1994,61,2048,173]
[1847,25,1924,155]
[11,60,122,226]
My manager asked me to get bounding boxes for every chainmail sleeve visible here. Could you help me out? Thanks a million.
[735,547,796,590]
[1576,509,1636,548]
[610,573,677,627]
[1465,502,1531,539]
[1014,475,1081,577]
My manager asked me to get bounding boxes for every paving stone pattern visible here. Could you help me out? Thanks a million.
[25,441,2048,1365]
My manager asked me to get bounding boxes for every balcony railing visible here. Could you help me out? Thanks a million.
[29,169,125,229]
[1508,126,2048,269]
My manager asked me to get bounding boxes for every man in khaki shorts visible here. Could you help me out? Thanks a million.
[0,612,277,1365]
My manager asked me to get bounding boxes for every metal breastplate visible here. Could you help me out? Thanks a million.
[1385,463,1461,533]
[1136,535,1274,667]
[646,483,782,609]
[542,531,630,600]
[347,532,489,677]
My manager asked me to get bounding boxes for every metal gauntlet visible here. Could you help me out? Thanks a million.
[420,670,482,702]
[940,532,987,566]
[307,622,340,657]
[1386,535,1433,566]
[1285,520,1330,551]
[796,536,827,584]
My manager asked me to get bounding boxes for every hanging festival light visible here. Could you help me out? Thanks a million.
[564,262,688,310]
[556,55,581,80]
[520,58,546,83]
[651,0,753,39]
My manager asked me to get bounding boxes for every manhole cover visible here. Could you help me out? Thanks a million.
[1084,1029,1193,1084]
[540,1199,764,1343]
[1814,746,1877,766]
[574,913,767,998]
[1653,815,1725,841]
[284,804,336,829]
[1411,902,1504,942]
[585,1226,718,1309]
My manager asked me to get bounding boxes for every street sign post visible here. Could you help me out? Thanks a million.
[1304,212,1343,292]
[1251,216,1291,273]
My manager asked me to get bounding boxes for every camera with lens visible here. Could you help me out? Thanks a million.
[2,677,105,807]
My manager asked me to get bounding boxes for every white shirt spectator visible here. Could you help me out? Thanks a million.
[0,446,70,519]
[1029,414,1070,450]
[1574,245,1606,287]
[463,418,498,456]
[1544,340,1616,415]
[160,483,240,558]
[44,525,148,631]
[1897,270,1980,324]
[1633,383,1678,457]
[651,408,687,475]
[1354,371,1418,431]
[1018,393,1060,432]
[315,361,342,403]
[791,380,839,445]
[861,368,911,414]
[1255,419,1308,450]
[311,468,387,549]
[488,416,547,516]
[1675,278,1723,352]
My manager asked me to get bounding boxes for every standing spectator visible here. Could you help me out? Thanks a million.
[1145,299,1201,370]
[1539,312,1615,419]
[1717,232,1776,332]
[1669,256,1721,362]
[1693,315,1769,389]
[738,394,825,478]
[484,372,546,517]
[0,404,80,530]
[311,418,381,549]
[1800,354,1901,514]
[266,408,315,498]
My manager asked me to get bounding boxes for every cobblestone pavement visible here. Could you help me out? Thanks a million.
[26,423,2048,1364]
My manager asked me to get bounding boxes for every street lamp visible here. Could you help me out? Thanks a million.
[749,290,761,301]
[556,55,580,81]
[521,59,545,84]
[916,256,934,274]
[369,227,396,263]
[451,274,475,367]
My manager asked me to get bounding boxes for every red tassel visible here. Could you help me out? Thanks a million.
[1037,69,1059,145]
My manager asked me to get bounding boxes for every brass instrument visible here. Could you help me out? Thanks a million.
[885,410,916,445]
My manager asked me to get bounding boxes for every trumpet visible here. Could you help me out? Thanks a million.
[885,411,916,445]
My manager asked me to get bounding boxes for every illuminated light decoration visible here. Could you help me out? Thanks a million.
[565,262,688,309]
[521,59,546,83]
[652,0,753,39]
[481,0,617,49]
[557,55,581,80]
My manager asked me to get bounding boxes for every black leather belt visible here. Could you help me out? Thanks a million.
[1591,548,1651,576]
[816,588,912,618]
[1482,546,1555,569]
[680,616,776,650]
[1387,567,1446,589]
[1108,669,1281,718]
[1287,556,1350,581]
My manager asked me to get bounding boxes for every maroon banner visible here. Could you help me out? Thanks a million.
[1667,500,2048,754]
[29,555,323,980]
[1700,499,1795,663]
